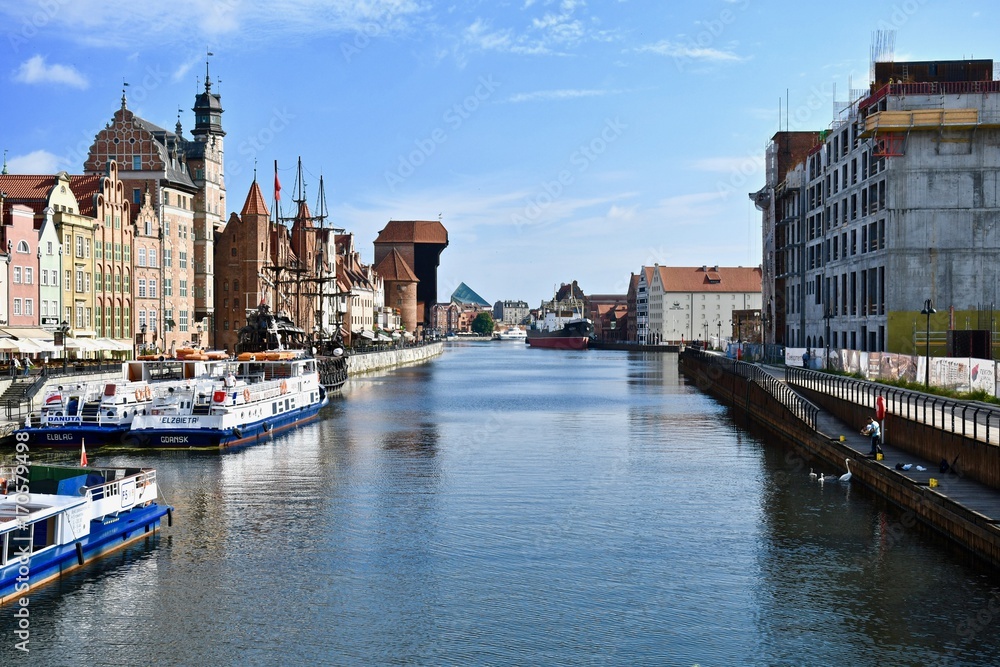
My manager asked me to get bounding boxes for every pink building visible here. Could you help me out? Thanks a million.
[3,204,39,327]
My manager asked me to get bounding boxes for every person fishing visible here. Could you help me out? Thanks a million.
[861,417,882,457]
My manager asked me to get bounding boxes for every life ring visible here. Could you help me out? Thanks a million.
[280,380,288,394]
[134,390,142,402]
[243,388,251,402]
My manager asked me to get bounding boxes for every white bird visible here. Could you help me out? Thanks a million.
[915,465,926,472]
[809,468,818,480]
[817,472,826,484]
[840,458,853,483]
[902,463,912,471]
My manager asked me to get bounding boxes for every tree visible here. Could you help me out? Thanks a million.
[471,312,495,336]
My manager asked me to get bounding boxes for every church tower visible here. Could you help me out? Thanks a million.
[187,59,227,347]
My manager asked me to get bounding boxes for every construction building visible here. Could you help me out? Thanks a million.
[752,57,1000,357]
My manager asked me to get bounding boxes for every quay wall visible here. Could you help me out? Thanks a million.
[679,351,1000,570]
[346,342,444,375]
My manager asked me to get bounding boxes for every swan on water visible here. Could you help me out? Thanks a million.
[809,468,818,480]
[817,472,825,484]
[840,459,853,483]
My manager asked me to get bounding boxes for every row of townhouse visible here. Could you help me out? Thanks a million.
[1,69,448,356]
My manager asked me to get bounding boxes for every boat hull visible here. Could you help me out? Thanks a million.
[0,503,169,606]
[125,393,329,449]
[12,425,130,449]
[525,335,590,350]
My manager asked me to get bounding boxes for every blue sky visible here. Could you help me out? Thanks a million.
[2,0,996,307]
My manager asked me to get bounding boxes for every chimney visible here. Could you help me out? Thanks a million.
[701,265,707,271]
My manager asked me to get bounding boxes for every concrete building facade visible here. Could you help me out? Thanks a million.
[757,59,1000,355]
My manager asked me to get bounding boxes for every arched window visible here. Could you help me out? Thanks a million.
[16,240,29,254]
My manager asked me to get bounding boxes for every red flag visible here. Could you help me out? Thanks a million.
[80,439,88,466]
[274,160,281,201]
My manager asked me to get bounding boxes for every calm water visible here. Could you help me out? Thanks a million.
[4,342,1000,666]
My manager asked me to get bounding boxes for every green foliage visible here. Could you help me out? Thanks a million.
[471,312,495,336]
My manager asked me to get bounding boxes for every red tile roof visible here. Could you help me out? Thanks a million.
[69,175,101,217]
[374,248,419,282]
[241,181,270,217]
[0,174,52,202]
[654,266,762,293]
[374,220,448,245]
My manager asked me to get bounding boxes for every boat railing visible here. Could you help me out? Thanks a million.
[85,469,158,512]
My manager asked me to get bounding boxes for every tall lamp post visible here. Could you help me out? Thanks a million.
[58,320,70,373]
[824,307,832,370]
[717,319,722,349]
[920,299,936,387]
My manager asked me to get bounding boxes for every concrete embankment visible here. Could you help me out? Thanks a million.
[346,342,444,375]
[679,349,1000,571]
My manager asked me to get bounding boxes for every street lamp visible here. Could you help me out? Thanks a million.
[920,299,936,388]
[824,307,832,370]
[139,323,147,357]
[717,319,722,349]
[58,320,70,373]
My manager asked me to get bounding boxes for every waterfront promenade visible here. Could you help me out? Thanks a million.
[684,350,1000,569]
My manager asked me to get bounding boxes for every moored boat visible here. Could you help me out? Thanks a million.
[525,315,593,350]
[126,351,328,449]
[0,463,172,606]
[497,326,528,341]
[14,380,156,448]
[236,303,348,392]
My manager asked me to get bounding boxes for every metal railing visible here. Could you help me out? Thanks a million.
[688,350,819,430]
[786,367,1000,446]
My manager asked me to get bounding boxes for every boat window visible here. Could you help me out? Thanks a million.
[6,525,32,562]
[33,516,58,550]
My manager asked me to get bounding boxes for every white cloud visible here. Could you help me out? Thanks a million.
[13,55,88,89]
[6,150,65,173]
[634,40,745,63]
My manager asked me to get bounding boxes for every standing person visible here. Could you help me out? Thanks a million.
[861,417,882,457]
[22,357,31,376]
[802,349,810,368]
[11,357,21,377]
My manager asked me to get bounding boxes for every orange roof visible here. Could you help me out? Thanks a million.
[0,174,52,201]
[373,248,419,282]
[69,175,101,217]
[374,220,448,245]
[653,266,762,293]
[241,181,270,217]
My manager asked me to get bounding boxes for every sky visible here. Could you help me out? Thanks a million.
[1,0,997,308]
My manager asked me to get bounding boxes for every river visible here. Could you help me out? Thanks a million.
[4,341,1000,665]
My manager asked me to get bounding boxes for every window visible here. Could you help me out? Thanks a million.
[85,239,91,258]
[164,249,172,267]
[149,249,157,267]
[180,280,188,297]
[24,299,32,316]
[76,270,83,292]
[144,219,152,236]
[12,299,21,315]
[138,248,146,267]
[24,267,32,285]
[76,236,83,258]
[179,251,187,269]
[41,270,48,286]
[95,242,102,260]
[115,272,122,293]
[85,273,90,293]
[46,241,53,255]
[164,279,172,296]
[179,310,188,332]
[133,188,142,204]
[138,279,147,298]
[114,243,121,261]
[75,305,82,328]
[65,270,71,291]
[139,310,146,328]
[13,267,21,284]
[85,307,92,328]
[149,279,157,298]
[41,300,48,317]
[132,155,142,170]
[16,240,28,254]
[164,192,170,206]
